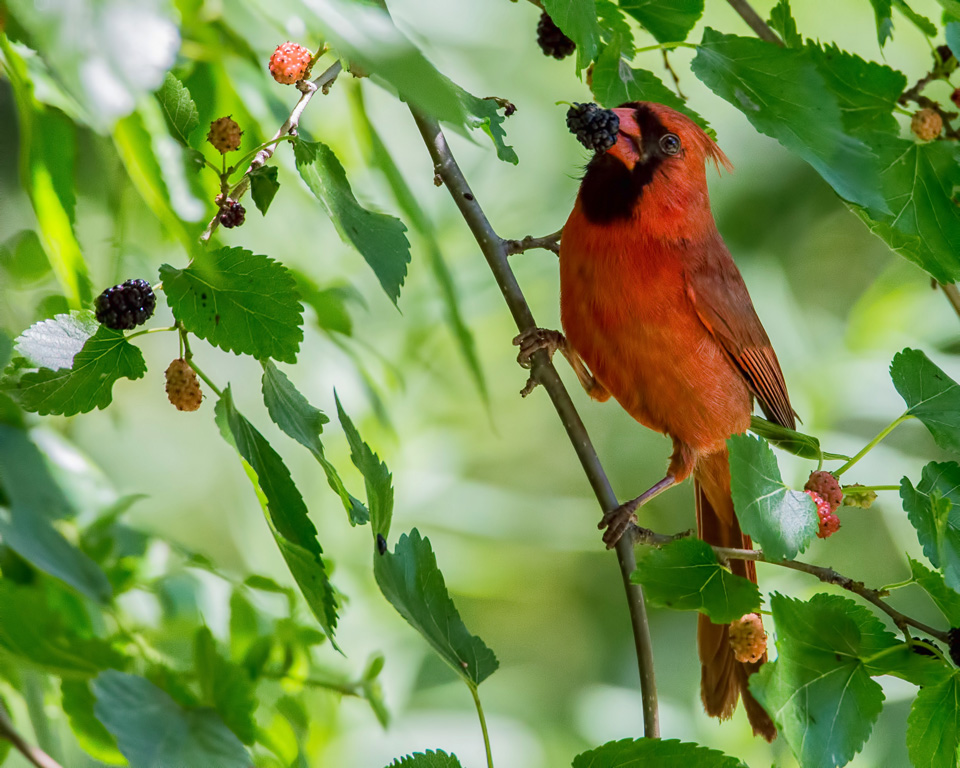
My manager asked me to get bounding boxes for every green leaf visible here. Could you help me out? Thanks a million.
[867,0,894,45]
[194,627,257,745]
[294,140,410,306]
[3,322,146,417]
[93,671,249,768]
[750,593,893,768]
[894,0,937,35]
[901,462,960,591]
[596,0,636,56]
[0,422,73,520]
[948,21,960,60]
[336,394,393,538]
[0,581,123,675]
[249,165,280,215]
[891,348,960,454]
[456,88,518,165]
[216,388,339,644]
[590,42,712,137]
[909,556,960,625]
[572,738,745,768]
[61,680,127,765]
[619,0,704,43]
[155,72,199,146]
[160,246,303,364]
[728,434,818,561]
[386,751,464,768]
[691,29,888,215]
[906,672,960,768]
[261,361,369,526]
[768,0,802,47]
[375,529,498,687]
[631,538,761,623]
[542,0,602,69]
[12,311,98,370]
[860,640,949,687]
[748,416,849,461]
[293,271,362,336]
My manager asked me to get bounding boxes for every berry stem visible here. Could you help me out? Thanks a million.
[187,359,223,399]
[632,41,698,55]
[833,413,914,477]
[125,325,177,341]
[469,683,495,768]
[840,484,900,493]
[227,135,295,178]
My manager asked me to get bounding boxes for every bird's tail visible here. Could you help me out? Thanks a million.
[694,448,777,742]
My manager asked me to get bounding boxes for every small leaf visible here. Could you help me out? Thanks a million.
[573,738,744,768]
[61,680,127,765]
[895,0,936,35]
[750,593,893,768]
[631,538,761,623]
[906,672,960,768]
[901,462,960,591]
[728,434,818,561]
[261,361,369,526]
[386,751,464,768]
[375,529,498,687]
[748,416,849,461]
[160,246,304,364]
[294,140,410,306]
[867,0,894,45]
[249,165,280,215]
[768,0,802,47]
[194,627,257,745]
[542,0,602,70]
[456,88,518,165]
[155,72,199,145]
[619,0,704,44]
[216,388,339,644]
[93,671,249,768]
[891,348,960,454]
[336,394,393,538]
[909,556,960,625]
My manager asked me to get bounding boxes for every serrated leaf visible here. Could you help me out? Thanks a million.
[891,348,960,454]
[860,640,949,687]
[906,672,960,768]
[590,42,712,137]
[261,361,369,526]
[895,0,937,35]
[768,0,802,47]
[215,388,338,644]
[748,416,849,461]
[156,72,199,145]
[336,394,393,538]
[631,538,761,623]
[12,311,99,371]
[573,738,744,768]
[542,0,602,70]
[909,556,960,625]
[160,246,303,363]
[3,322,146,417]
[386,750,463,768]
[901,462,960,591]
[456,88,518,165]
[375,529,498,686]
[620,0,704,44]
[750,593,893,768]
[249,165,280,215]
[194,627,257,745]
[93,671,249,768]
[596,0,635,56]
[867,0,894,45]
[61,680,127,765]
[294,139,410,306]
[728,434,818,561]
[691,29,888,216]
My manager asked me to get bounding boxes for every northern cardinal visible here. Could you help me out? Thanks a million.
[516,102,793,741]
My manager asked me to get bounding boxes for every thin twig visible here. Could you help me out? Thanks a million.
[411,109,660,738]
[200,61,343,243]
[503,229,562,256]
[939,282,960,319]
[725,0,783,45]
[0,704,63,768]
[661,50,686,101]
[630,526,950,642]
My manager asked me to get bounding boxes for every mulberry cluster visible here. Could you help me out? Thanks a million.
[94,279,156,331]
[164,359,203,412]
[807,490,840,539]
[566,103,620,153]
[728,613,767,664]
[269,42,313,85]
[218,199,246,229]
[536,12,575,59]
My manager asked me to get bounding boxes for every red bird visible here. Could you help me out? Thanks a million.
[517,102,793,740]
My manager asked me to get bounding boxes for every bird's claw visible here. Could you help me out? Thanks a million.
[512,327,565,370]
[599,502,639,549]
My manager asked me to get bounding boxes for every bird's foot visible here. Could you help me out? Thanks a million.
[599,500,640,549]
[512,327,565,397]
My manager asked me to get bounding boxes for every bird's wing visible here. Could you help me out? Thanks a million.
[684,242,796,430]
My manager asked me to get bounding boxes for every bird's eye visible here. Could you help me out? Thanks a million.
[659,133,681,155]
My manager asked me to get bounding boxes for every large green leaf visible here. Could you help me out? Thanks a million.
[619,0,704,43]
[691,29,887,215]
[336,395,393,539]
[908,556,960,625]
[542,0,602,69]
[906,673,960,768]
[891,348,960,454]
[194,627,257,745]
[0,422,73,520]
[728,434,818,561]
[261,361,369,526]
[631,538,761,623]
[294,139,410,307]
[61,680,127,765]
[12,311,97,371]
[572,738,744,768]
[375,529,498,687]
[901,462,960,592]
[160,246,304,364]
[750,594,893,768]
[216,388,338,644]
[93,671,249,768]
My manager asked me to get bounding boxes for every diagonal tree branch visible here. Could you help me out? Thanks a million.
[410,108,660,738]
[0,703,63,768]
[725,0,783,45]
